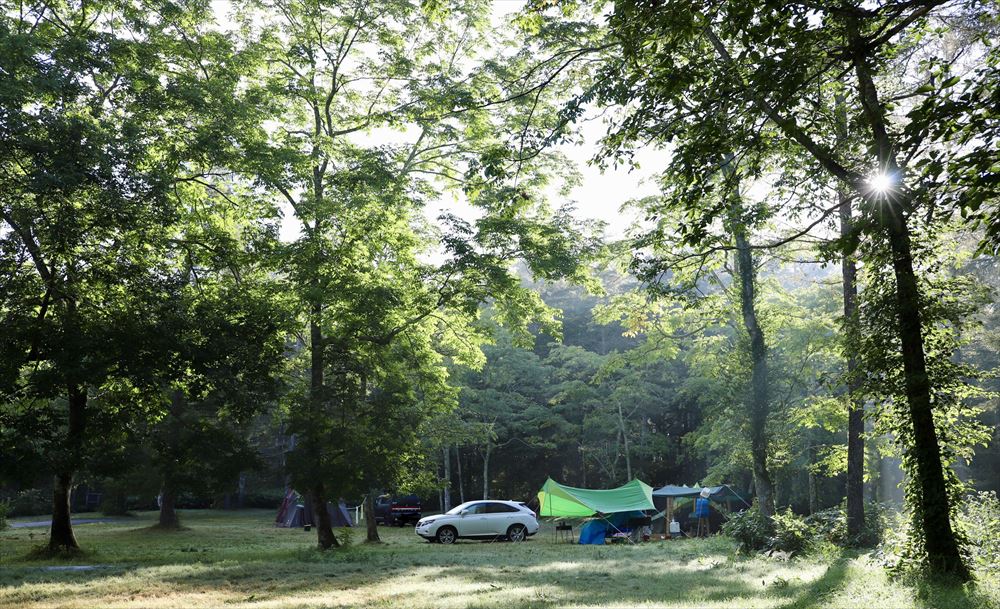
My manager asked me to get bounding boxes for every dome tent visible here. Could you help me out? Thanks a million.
[275,490,353,528]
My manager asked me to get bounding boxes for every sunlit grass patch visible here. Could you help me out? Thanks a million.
[1,510,995,609]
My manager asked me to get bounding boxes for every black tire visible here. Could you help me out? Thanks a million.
[507,523,527,542]
[436,526,457,545]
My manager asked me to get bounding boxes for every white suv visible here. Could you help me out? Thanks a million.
[415,500,539,544]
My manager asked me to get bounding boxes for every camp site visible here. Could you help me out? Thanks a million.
[3,1,1000,608]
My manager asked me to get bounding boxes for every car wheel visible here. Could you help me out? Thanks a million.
[436,526,457,545]
[507,523,527,542]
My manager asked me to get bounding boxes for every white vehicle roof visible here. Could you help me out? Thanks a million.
[446,500,530,513]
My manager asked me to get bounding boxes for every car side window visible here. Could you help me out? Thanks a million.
[462,503,486,514]
[486,502,518,513]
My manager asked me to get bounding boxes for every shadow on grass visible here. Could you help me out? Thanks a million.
[912,574,995,609]
[773,554,851,609]
[0,536,849,609]
[5,522,996,609]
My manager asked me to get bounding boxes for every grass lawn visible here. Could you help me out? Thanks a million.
[1,509,996,609]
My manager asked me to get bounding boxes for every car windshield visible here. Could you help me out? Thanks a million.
[445,502,476,515]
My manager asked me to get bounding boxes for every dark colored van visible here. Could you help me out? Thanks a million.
[374,494,423,526]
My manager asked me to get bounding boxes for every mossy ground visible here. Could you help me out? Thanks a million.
[1,509,996,608]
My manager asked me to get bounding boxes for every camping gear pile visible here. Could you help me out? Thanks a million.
[536,478,751,544]
[275,490,354,529]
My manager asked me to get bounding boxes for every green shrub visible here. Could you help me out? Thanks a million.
[855,501,887,547]
[722,506,773,554]
[242,490,286,509]
[723,507,814,556]
[769,509,810,555]
[804,506,844,542]
[9,489,48,517]
[0,500,9,531]
[337,526,355,548]
[804,501,886,548]
[959,490,1000,575]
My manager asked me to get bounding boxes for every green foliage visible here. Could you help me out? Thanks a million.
[227,0,601,537]
[769,510,812,556]
[5,489,49,518]
[0,500,8,531]
[0,0,286,546]
[959,491,1000,576]
[850,232,994,572]
[723,507,814,556]
[336,526,355,548]
[722,506,773,554]
[805,502,887,549]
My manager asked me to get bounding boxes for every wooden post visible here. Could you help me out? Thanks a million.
[666,497,674,538]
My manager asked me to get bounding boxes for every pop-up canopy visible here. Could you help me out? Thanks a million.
[537,478,655,517]
[652,484,751,508]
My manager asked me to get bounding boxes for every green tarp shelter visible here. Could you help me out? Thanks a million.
[537,478,656,517]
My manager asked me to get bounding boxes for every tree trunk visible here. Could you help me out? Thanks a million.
[49,472,78,551]
[310,314,324,406]
[884,204,968,578]
[237,473,247,509]
[49,381,86,551]
[846,22,968,578]
[456,447,465,504]
[868,435,879,503]
[840,190,865,539]
[442,446,452,512]
[835,92,866,540]
[157,392,184,529]
[482,442,491,500]
[618,402,632,481]
[307,305,340,550]
[364,490,380,543]
[734,225,775,518]
[158,481,180,529]
[311,483,339,549]
[808,441,818,516]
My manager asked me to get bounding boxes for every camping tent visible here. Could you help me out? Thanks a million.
[537,478,655,517]
[577,510,647,545]
[275,490,353,528]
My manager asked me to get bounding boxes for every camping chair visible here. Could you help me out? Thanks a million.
[555,521,573,543]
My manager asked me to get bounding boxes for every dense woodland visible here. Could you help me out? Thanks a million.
[3,0,1000,585]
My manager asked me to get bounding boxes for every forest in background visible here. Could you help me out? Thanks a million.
[9,252,999,519]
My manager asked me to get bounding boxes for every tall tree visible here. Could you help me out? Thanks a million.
[0,0,248,550]
[233,0,598,549]
[730,207,775,517]
[590,0,999,578]
[835,98,866,539]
